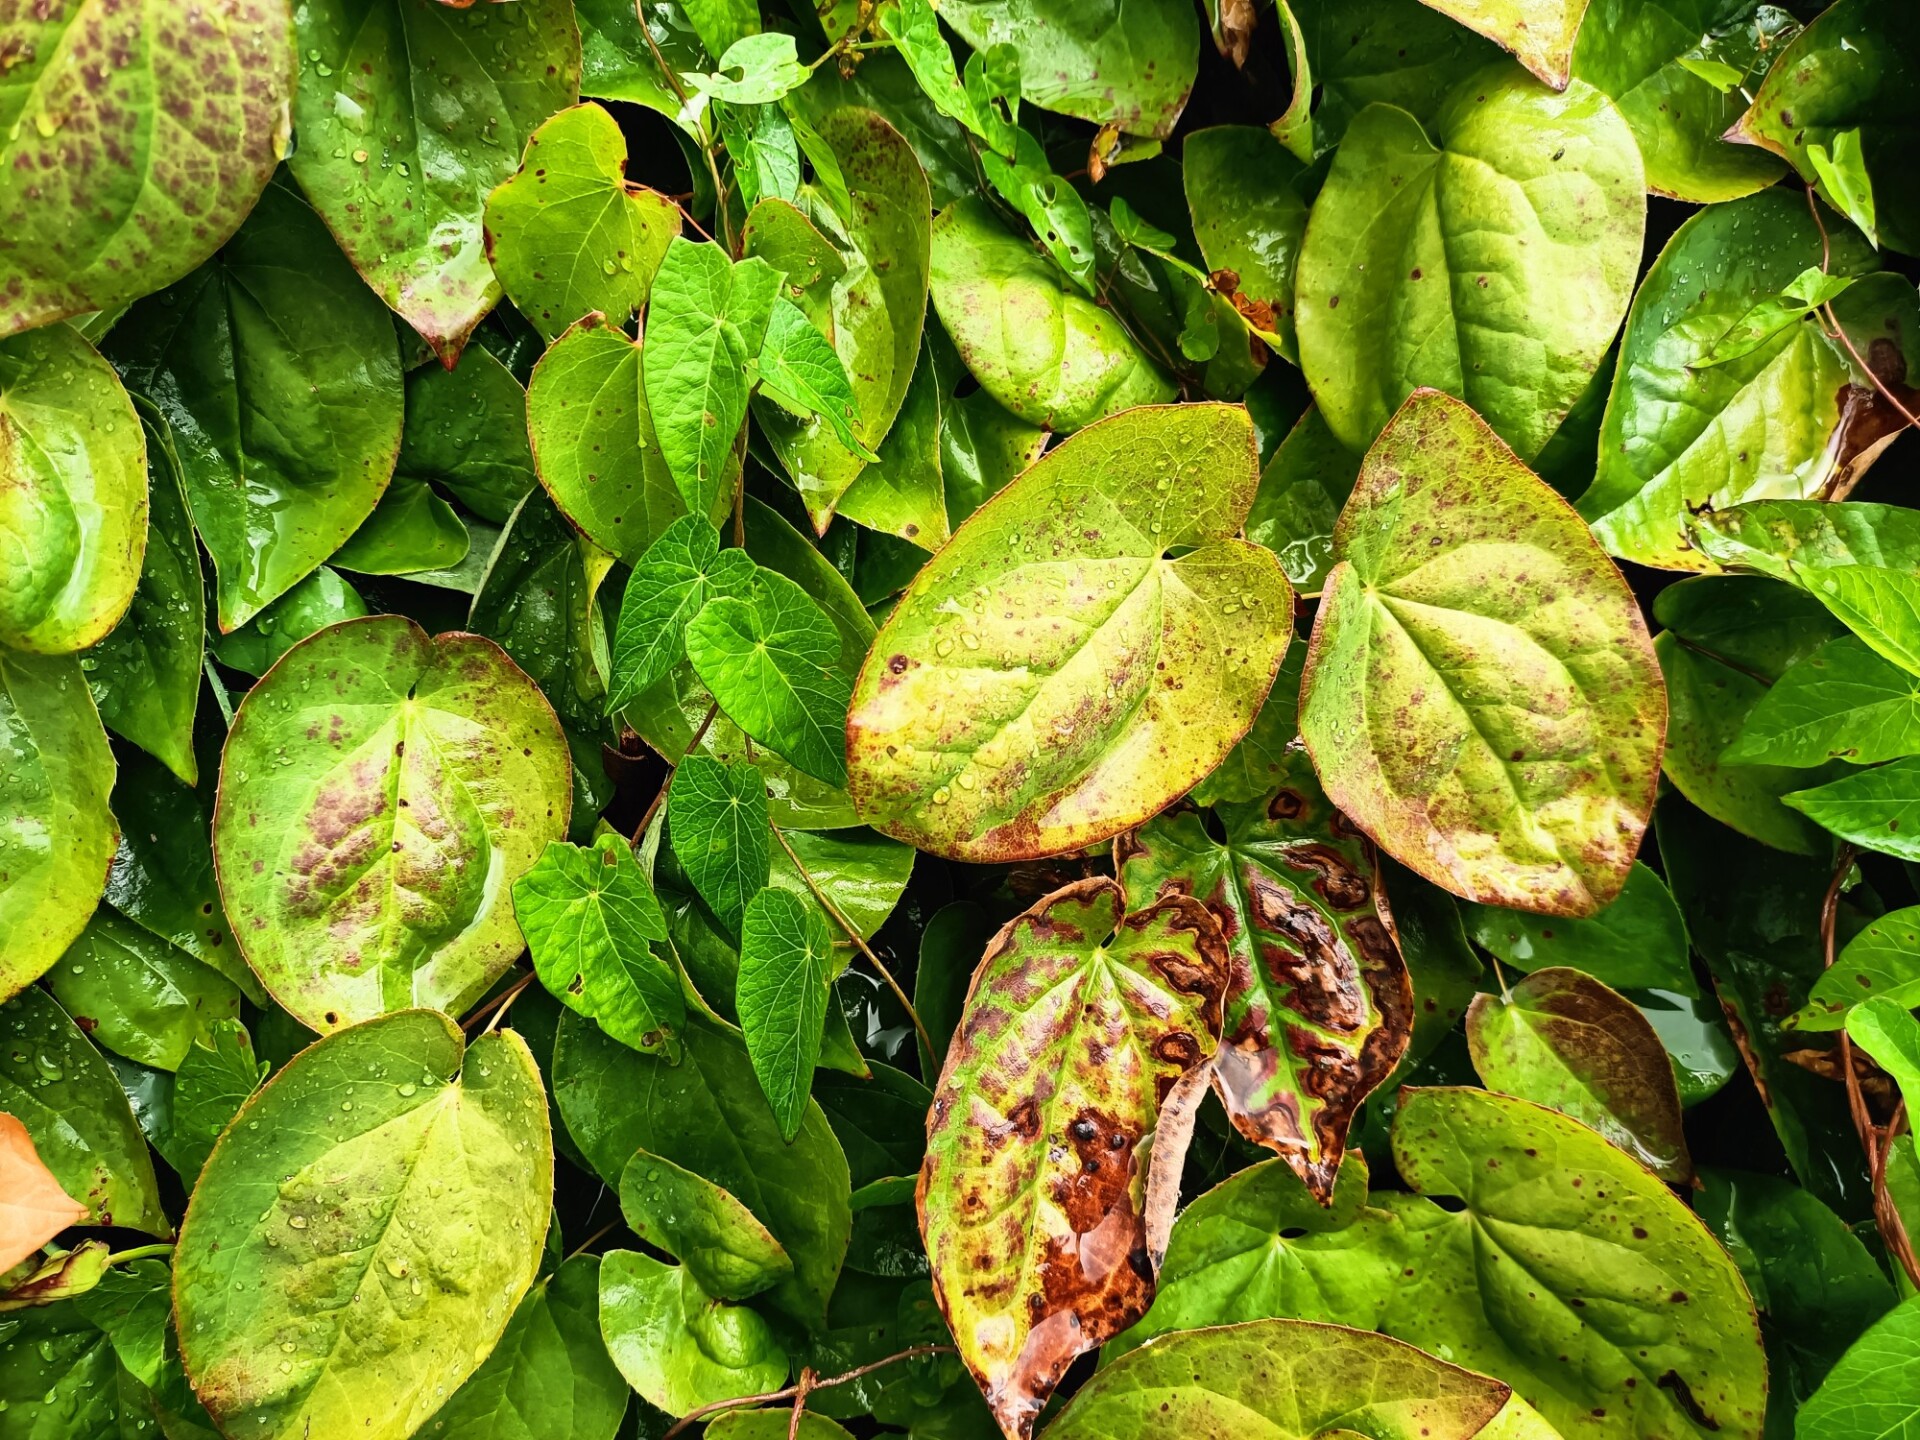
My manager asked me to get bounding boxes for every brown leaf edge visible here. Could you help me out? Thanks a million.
[915,876,1229,1440]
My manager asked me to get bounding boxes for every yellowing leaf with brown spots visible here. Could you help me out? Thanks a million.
[1119,745,1412,1200]
[1299,389,1664,916]
[212,615,572,1032]
[918,877,1228,1440]
[847,403,1294,863]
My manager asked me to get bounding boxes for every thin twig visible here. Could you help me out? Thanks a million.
[480,972,536,1036]
[1803,184,1920,430]
[565,1219,620,1263]
[632,701,722,847]
[660,1346,954,1438]
[770,822,934,1059]
[787,1368,817,1440]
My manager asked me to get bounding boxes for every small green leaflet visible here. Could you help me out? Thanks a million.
[1786,758,1920,861]
[736,888,836,1142]
[684,33,812,105]
[1797,907,1920,1032]
[1696,267,1859,369]
[668,756,772,936]
[513,834,685,1060]
[686,567,854,787]
[597,1248,788,1415]
[618,1147,793,1301]
[1846,996,1920,1099]
[756,298,878,462]
[607,517,758,712]
[644,239,784,517]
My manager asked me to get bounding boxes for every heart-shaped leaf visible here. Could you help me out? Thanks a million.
[286,0,581,362]
[105,181,404,633]
[175,1011,551,1440]
[1119,746,1412,1199]
[737,887,836,1141]
[919,877,1227,1440]
[484,101,680,342]
[1418,0,1591,87]
[848,403,1292,862]
[1295,63,1643,462]
[668,755,772,936]
[0,650,117,999]
[0,0,291,336]
[619,1147,794,1302]
[45,906,240,1072]
[513,833,684,1059]
[598,1248,788,1415]
[213,615,572,1031]
[1300,388,1665,915]
[0,323,146,655]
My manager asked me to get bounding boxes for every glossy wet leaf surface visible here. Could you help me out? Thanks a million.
[175,1011,551,1440]
[599,1247,788,1415]
[619,1146,794,1302]
[1119,747,1410,1197]
[919,877,1227,1439]
[45,905,239,1072]
[737,887,836,1141]
[1300,389,1664,915]
[213,615,571,1031]
[1460,861,1694,994]
[848,403,1291,862]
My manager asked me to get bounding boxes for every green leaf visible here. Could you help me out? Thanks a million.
[1245,404,1363,592]
[1578,192,1882,571]
[1798,905,1920,1032]
[1785,758,1920,860]
[398,343,538,525]
[687,568,855,787]
[837,337,949,549]
[552,1009,850,1327]
[1694,266,1859,370]
[213,616,572,1031]
[1296,64,1643,462]
[1796,1293,1920,1439]
[1653,576,1848,853]
[421,1255,629,1440]
[1730,0,1919,255]
[1729,635,1920,770]
[1659,795,1870,1215]
[470,488,618,731]
[513,834,684,1059]
[0,1,290,336]
[529,314,731,566]
[1386,1086,1766,1440]
[1806,129,1878,248]
[933,0,1198,138]
[1183,127,1310,362]
[849,402,1290,861]
[618,1147,794,1302]
[0,323,146,654]
[209,566,368,678]
[1120,747,1411,1197]
[1798,564,1920,678]
[1460,862,1696,994]
[1418,0,1591,87]
[646,239,784,518]
[287,0,581,362]
[0,649,116,999]
[1061,1318,1517,1440]
[607,518,755,711]
[686,32,810,104]
[748,110,933,532]
[85,411,202,783]
[708,1412,857,1440]
[929,197,1173,433]
[1290,0,1503,153]
[160,1020,266,1183]
[330,477,470,578]
[668,756,771,936]
[1467,966,1692,1181]
[45,907,240,1072]
[920,878,1227,1439]
[576,0,712,120]
[105,181,404,632]
[1692,499,1920,583]
[735,888,836,1142]
[484,102,680,343]
[1113,1155,1393,1354]
[598,1248,788,1415]
[175,1011,552,1440]
[757,298,878,462]
[0,985,165,1235]
[771,827,914,943]
[1300,388,1664,914]
[1569,0,1793,202]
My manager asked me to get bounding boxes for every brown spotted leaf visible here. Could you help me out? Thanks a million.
[917,877,1227,1440]
[1299,388,1665,916]
[1118,745,1412,1200]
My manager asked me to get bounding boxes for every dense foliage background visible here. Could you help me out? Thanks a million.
[2,0,1919,1438]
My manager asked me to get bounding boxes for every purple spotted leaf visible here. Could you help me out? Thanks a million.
[212,616,572,1032]
[1118,744,1412,1200]
[918,876,1228,1440]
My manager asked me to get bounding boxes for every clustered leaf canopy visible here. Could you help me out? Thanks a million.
[1,1,1918,1439]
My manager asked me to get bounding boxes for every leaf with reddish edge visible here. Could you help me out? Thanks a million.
[917,876,1228,1440]
[1118,745,1411,1200]
[1299,388,1665,916]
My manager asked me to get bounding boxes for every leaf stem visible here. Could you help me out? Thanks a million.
[463,971,533,1034]
[565,1218,620,1262]
[660,1345,954,1438]
[1803,183,1919,432]
[769,822,934,1059]
[106,1244,174,1267]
